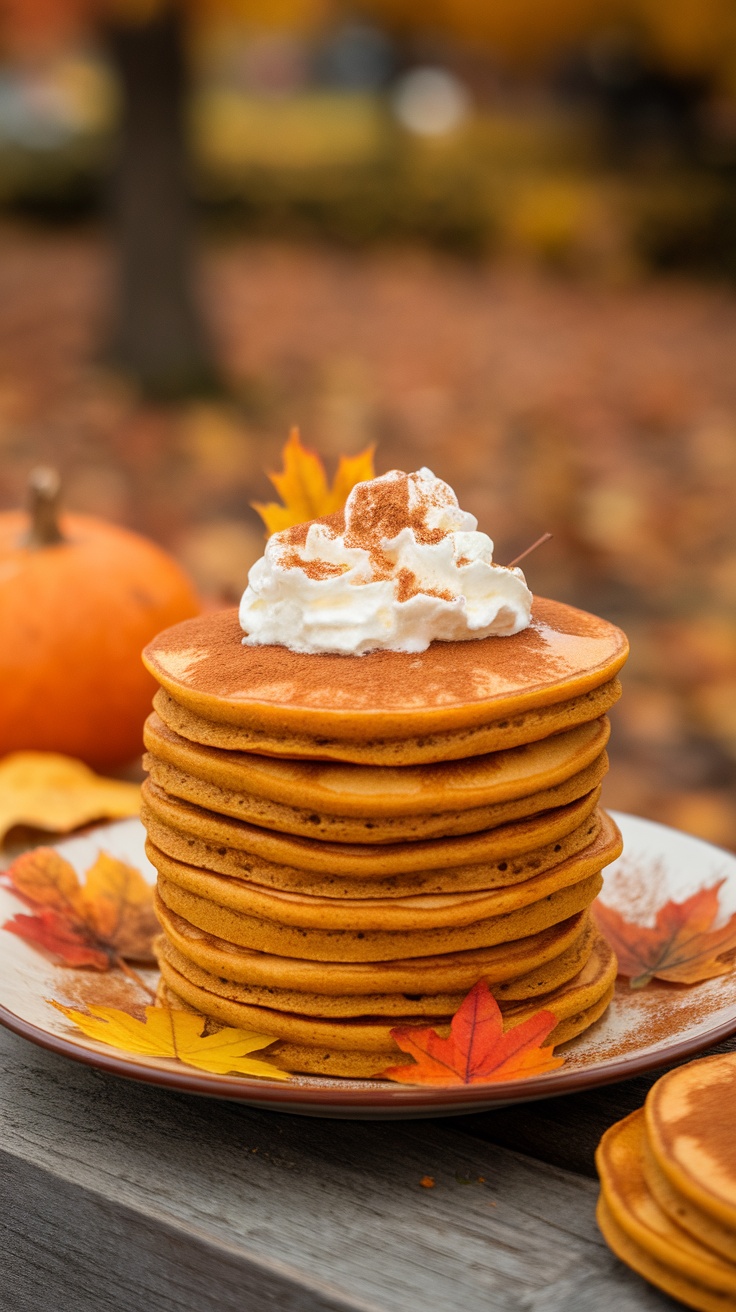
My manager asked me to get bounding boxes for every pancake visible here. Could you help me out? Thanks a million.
[142,599,628,745]
[142,800,602,898]
[597,1198,735,1312]
[143,750,609,844]
[154,916,598,1017]
[155,868,604,961]
[145,812,621,931]
[643,1134,736,1265]
[143,712,610,817]
[154,894,591,993]
[156,930,616,1053]
[153,679,622,768]
[140,778,602,876]
[597,1111,736,1303]
[646,1054,736,1234]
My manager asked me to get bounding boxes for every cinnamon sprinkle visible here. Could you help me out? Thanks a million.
[280,552,346,581]
[278,472,453,602]
[395,568,453,604]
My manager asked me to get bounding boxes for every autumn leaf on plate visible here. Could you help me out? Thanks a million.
[3,848,157,969]
[593,880,736,989]
[252,426,375,535]
[380,979,564,1086]
[50,1001,289,1080]
[0,752,140,841]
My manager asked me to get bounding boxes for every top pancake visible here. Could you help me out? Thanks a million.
[143,597,628,740]
[646,1053,736,1226]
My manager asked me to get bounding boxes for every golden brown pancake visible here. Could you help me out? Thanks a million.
[143,750,608,844]
[153,679,621,766]
[154,894,591,993]
[142,599,628,743]
[154,916,597,1018]
[155,867,604,961]
[141,800,602,898]
[597,1197,736,1312]
[646,1054,736,1235]
[145,811,621,932]
[643,1134,736,1265]
[156,929,615,1053]
[140,777,602,876]
[597,1112,736,1304]
[143,712,610,816]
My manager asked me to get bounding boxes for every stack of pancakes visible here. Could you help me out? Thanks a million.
[597,1053,736,1310]
[141,597,628,1078]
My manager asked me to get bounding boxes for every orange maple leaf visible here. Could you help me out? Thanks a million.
[380,980,564,1086]
[3,848,158,971]
[593,881,736,989]
[252,426,375,536]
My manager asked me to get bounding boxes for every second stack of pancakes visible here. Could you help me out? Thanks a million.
[141,600,628,1077]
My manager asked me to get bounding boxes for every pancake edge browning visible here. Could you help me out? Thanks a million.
[140,778,602,876]
[597,1196,735,1312]
[154,915,598,1017]
[155,868,604,961]
[144,812,622,932]
[142,751,609,844]
[143,712,610,817]
[154,895,591,993]
[153,678,622,766]
[141,803,603,897]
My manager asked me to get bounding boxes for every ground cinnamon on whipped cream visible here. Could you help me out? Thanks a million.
[239,468,533,655]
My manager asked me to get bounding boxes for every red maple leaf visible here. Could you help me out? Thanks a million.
[593,881,736,989]
[380,979,564,1086]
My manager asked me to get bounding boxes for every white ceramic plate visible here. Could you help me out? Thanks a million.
[1,812,735,1118]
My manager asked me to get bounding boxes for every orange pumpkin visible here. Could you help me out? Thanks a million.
[0,469,200,768]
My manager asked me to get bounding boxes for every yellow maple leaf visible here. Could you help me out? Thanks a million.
[252,426,375,536]
[50,1001,290,1080]
[0,752,140,842]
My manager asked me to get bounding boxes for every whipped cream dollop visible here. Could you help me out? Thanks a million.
[239,468,532,655]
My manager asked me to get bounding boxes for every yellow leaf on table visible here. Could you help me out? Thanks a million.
[0,752,140,842]
[50,1001,290,1080]
[252,427,375,536]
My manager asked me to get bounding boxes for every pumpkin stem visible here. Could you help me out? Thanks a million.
[24,467,65,548]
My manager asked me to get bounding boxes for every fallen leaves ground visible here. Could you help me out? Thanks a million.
[0,227,734,848]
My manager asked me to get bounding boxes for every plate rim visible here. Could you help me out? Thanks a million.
[2,809,736,1114]
[1,993,736,1112]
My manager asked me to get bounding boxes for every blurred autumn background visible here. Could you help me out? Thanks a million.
[1,0,735,846]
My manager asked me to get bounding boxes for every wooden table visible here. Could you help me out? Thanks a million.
[4,1025,734,1310]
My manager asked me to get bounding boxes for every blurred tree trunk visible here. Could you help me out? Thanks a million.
[104,8,220,399]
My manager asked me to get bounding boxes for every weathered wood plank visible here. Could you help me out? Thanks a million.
[0,1028,678,1312]
[456,1036,736,1177]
